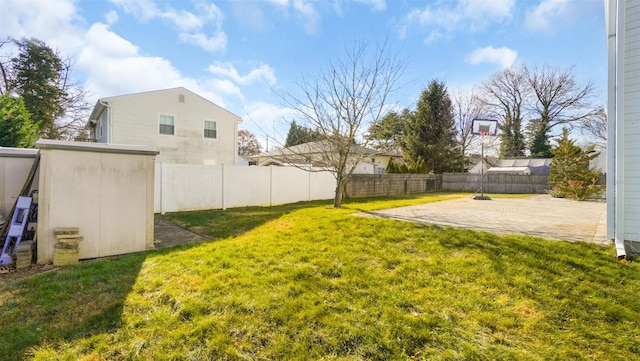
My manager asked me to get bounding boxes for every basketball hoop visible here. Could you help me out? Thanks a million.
[471,118,498,201]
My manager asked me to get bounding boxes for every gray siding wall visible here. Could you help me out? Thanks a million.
[624,1,640,243]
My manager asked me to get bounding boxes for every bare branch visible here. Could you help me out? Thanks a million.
[277,39,405,207]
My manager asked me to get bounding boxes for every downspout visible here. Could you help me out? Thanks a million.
[609,0,626,259]
[605,0,616,243]
[96,100,111,143]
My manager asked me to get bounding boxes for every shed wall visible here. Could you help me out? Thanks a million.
[36,141,157,263]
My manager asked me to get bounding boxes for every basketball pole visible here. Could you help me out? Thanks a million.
[481,132,485,198]
[474,131,491,200]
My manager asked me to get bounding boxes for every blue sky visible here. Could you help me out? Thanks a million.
[1,0,607,148]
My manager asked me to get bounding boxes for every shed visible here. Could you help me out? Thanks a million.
[35,140,158,263]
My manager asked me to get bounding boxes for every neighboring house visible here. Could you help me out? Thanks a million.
[487,158,552,175]
[249,141,401,174]
[606,0,640,258]
[86,87,242,165]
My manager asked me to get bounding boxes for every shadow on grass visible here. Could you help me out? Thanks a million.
[158,199,339,240]
[0,252,147,361]
[158,193,462,241]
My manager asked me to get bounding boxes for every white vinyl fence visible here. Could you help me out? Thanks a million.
[154,163,336,213]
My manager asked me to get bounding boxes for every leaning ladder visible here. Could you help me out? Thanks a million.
[0,196,32,265]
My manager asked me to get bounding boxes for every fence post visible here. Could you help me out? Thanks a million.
[221,164,226,211]
[159,162,164,215]
[308,170,311,201]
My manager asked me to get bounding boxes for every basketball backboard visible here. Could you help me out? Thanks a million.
[471,119,498,136]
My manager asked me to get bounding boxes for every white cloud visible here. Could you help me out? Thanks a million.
[525,0,573,33]
[400,0,514,42]
[293,0,320,34]
[78,23,193,97]
[242,101,296,145]
[109,0,227,52]
[205,78,243,99]
[109,0,158,21]
[105,10,119,25]
[355,0,386,12]
[466,46,517,68]
[265,0,290,8]
[208,62,277,86]
[179,32,227,52]
[0,0,85,54]
[0,0,236,109]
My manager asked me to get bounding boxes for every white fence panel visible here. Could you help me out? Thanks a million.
[310,171,337,200]
[223,166,271,208]
[156,163,223,213]
[155,164,336,213]
[271,167,313,205]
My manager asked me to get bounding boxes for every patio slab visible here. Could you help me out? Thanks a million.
[358,195,608,245]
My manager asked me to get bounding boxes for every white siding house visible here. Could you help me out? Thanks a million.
[606,0,640,258]
[86,87,242,165]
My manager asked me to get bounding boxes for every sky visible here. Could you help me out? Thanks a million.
[0,0,607,149]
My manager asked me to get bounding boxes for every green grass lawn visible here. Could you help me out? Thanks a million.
[1,193,639,360]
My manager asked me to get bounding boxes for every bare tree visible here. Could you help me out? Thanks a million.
[279,40,405,207]
[478,67,527,158]
[523,64,603,157]
[238,129,262,156]
[578,109,607,147]
[452,90,488,171]
[0,39,16,95]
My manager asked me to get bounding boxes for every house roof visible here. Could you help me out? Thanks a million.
[86,87,242,128]
[494,158,552,175]
[251,140,398,160]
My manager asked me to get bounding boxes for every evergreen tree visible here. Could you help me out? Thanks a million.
[368,110,408,152]
[284,120,320,147]
[401,80,462,173]
[0,94,37,147]
[528,119,552,157]
[549,128,601,201]
[10,38,67,139]
[385,158,398,173]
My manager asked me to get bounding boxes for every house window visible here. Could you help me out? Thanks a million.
[204,120,217,139]
[159,115,175,135]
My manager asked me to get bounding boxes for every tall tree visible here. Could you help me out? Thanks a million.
[402,80,461,173]
[549,128,601,200]
[280,40,404,207]
[2,37,90,140]
[10,38,66,138]
[0,94,37,147]
[479,67,527,158]
[367,109,408,153]
[284,120,320,147]
[237,129,261,156]
[523,64,602,157]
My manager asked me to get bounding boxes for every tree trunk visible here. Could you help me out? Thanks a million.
[333,178,343,208]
